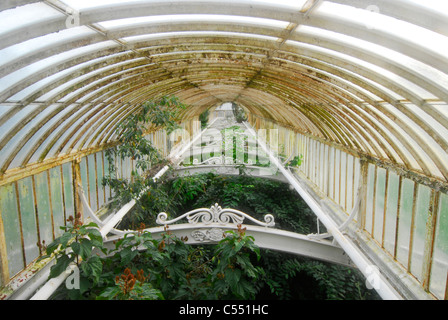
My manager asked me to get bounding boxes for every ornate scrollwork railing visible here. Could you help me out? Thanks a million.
[156,203,275,227]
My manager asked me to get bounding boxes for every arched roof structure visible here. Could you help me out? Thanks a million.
[1,0,448,186]
[1,0,448,301]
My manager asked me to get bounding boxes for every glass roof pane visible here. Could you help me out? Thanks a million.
[123,31,279,44]
[0,26,98,71]
[405,0,448,15]
[294,25,448,96]
[61,0,307,11]
[0,104,59,170]
[98,14,290,30]
[316,2,448,60]
[6,41,120,102]
[0,3,62,37]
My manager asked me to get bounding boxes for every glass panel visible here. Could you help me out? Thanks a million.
[17,177,39,265]
[49,167,65,238]
[0,3,62,37]
[98,14,290,30]
[34,171,54,245]
[328,146,335,200]
[334,149,340,205]
[364,164,376,234]
[102,151,112,201]
[410,185,431,281]
[373,168,386,243]
[339,151,347,211]
[62,162,74,220]
[96,153,105,209]
[87,154,98,212]
[0,184,24,278]
[383,172,400,255]
[429,192,448,300]
[346,154,354,213]
[396,179,415,267]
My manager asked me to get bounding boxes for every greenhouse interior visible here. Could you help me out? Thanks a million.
[0,0,447,301]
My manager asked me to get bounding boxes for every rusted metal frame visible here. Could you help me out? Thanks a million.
[334,103,381,157]
[305,14,448,77]
[357,103,436,178]
[88,88,213,150]
[13,181,26,270]
[351,155,357,211]
[16,50,140,106]
[253,110,448,194]
[40,72,178,158]
[0,45,388,171]
[65,102,126,158]
[271,53,412,162]
[421,189,440,291]
[381,169,390,248]
[275,47,448,168]
[407,182,419,272]
[91,91,215,148]
[0,59,153,169]
[241,65,347,141]
[0,32,109,79]
[6,39,267,104]
[287,30,448,107]
[243,79,334,140]
[311,65,435,176]
[0,0,40,11]
[393,175,403,260]
[73,72,185,142]
[72,158,83,220]
[0,0,300,53]
[61,70,176,153]
[106,21,286,44]
[93,88,204,148]
[277,57,400,158]
[344,151,349,212]
[85,156,91,207]
[45,170,56,241]
[326,0,448,37]
[369,165,378,237]
[100,151,107,204]
[445,274,448,300]
[90,81,203,146]
[248,69,371,151]
[0,199,9,286]
[303,48,448,173]
[59,165,67,225]
[0,141,117,188]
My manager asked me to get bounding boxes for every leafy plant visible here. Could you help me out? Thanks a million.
[102,96,187,227]
[97,268,163,300]
[41,213,104,299]
[199,109,210,129]
[210,225,264,300]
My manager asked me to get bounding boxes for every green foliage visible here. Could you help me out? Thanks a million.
[231,103,247,123]
[199,109,210,129]
[47,219,264,300]
[210,225,263,299]
[287,155,303,168]
[41,213,105,299]
[102,96,186,227]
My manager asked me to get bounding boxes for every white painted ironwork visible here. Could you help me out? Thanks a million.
[156,203,275,227]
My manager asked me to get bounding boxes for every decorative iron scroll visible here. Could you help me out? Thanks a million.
[191,228,226,242]
[156,203,275,227]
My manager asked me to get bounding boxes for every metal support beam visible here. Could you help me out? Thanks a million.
[242,121,403,300]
